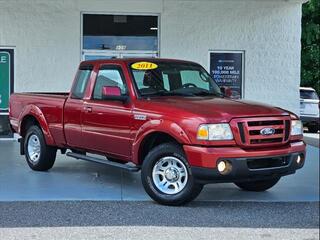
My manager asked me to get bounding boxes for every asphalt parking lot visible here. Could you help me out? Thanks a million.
[0,140,318,202]
[0,138,319,240]
[0,201,319,240]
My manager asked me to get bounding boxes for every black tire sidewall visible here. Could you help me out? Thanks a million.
[24,125,56,171]
[141,143,201,205]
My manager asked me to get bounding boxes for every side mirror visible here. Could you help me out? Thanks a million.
[102,86,128,102]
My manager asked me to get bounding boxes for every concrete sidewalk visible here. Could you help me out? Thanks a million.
[0,141,319,202]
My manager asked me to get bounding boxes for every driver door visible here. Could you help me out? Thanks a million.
[81,65,133,159]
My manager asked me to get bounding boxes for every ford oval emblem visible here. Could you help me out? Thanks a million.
[260,128,276,136]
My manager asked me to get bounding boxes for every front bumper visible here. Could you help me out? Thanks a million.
[184,141,306,184]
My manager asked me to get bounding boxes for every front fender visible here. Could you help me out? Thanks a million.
[132,119,191,164]
[19,104,56,145]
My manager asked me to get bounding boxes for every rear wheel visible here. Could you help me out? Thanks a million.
[141,143,203,206]
[24,125,57,171]
[234,177,280,192]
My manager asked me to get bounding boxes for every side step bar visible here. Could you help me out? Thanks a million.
[66,152,140,172]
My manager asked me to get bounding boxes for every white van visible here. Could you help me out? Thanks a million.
[300,87,319,133]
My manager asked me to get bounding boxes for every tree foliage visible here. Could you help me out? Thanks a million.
[301,0,320,94]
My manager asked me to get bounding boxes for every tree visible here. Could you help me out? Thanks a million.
[301,0,320,94]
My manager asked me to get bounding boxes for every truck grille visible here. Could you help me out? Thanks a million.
[231,117,291,148]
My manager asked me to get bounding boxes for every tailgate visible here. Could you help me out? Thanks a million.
[300,99,319,116]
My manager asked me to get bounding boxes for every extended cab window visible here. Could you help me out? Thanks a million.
[71,67,92,99]
[93,66,128,100]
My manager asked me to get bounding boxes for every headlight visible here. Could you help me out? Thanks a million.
[197,124,233,140]
[291,120,303,136]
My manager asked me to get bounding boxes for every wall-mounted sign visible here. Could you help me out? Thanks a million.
[0,49,14,110]
[209,50,244,99]
[0,52,10,110]
[0,48,14,138]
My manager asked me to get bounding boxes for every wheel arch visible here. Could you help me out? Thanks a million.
[132,120,191,165]
[19,105,55,145]
[20,115,40,137]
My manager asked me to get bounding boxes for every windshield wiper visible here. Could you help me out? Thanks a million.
[160,92,195,97]
[141,90,194,97]
[193,90,225,98]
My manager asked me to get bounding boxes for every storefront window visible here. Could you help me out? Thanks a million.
[83,14,158,51]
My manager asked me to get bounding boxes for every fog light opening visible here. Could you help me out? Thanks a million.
[217,160,232,175]
[296,156,301,164]
[296,154,305,165]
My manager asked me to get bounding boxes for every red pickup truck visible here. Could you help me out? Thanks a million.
[9,58,306,205]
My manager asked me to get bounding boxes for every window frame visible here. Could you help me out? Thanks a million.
[92,65,129,101]
[70,65,93,100]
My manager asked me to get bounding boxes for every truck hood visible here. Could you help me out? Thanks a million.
[140,97,288,122]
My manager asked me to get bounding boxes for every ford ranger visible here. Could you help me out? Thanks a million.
[9,59,306,205]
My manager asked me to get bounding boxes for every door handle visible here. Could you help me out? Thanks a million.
[84,106,92,113]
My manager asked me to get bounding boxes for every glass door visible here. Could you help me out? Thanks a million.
[81,13,159,61]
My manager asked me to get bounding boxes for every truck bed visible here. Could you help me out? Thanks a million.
[10,92,69,145]
[15,92,69,98]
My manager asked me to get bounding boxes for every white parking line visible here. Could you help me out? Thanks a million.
[0,226,318,240]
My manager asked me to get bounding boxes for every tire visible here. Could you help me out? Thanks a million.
[234,177,280,192]
[24,125,57,171]
[308,125,319,133]
[141,143,203,206]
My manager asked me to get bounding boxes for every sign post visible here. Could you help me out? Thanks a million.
[209,50,244,99]
[0,52,10,110]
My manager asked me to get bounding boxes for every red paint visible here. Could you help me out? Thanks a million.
[184,141,306,168]
[9,58,305,169]
[102,86,121,97]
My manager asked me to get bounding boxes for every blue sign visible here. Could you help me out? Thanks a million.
[210,51,244,99]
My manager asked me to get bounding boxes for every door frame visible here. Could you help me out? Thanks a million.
[81,63,133,158]
[82,50,158,61]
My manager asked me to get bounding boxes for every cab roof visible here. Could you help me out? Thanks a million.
[300,87,316,91]
[80,58,199,67]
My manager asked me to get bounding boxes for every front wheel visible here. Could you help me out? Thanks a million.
[24,125,57,171]
[141,143,203,206]
[234,177,280,192]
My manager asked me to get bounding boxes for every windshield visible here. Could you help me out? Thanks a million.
[129,61,222,97]
[300,90,319,100]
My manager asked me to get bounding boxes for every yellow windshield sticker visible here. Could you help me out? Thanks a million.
[131,62,158,70]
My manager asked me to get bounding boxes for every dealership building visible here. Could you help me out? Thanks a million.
[0,0,306,138]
